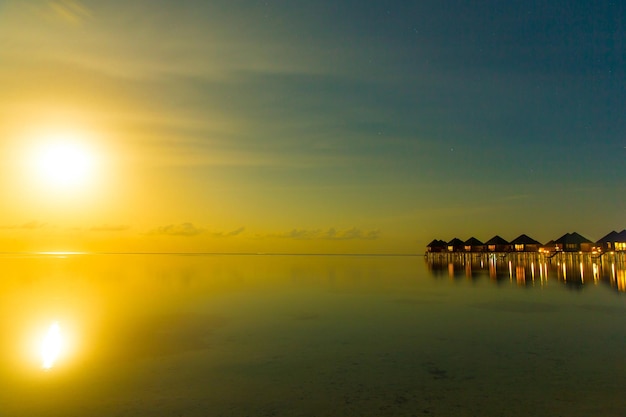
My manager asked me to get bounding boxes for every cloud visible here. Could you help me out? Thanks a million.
[145,223,247,238]
[90,224,131,232]
[270,227,380,241]
[146,222,205,237]
[47,0,91,24]
[211,227,245,238]
[0,221,47,230]
[331,227,381,240]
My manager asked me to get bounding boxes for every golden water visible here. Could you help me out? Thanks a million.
[1,253,625,416]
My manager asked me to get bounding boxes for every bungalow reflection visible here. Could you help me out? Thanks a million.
[425,252,626,291]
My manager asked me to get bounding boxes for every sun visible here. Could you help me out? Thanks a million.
[31,135,96,189]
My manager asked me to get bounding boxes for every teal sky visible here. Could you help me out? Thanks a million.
[0,0,625,252]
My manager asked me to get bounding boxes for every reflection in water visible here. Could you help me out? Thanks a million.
[615,262,626,291]
[2,253,626,417]
[425,252,626,291]
[41,321,62,370]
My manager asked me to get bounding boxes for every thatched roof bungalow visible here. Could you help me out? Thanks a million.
[596,230,626,252]
[464,237,484,252]
[447,238,465,252]
[510,234,542,252]
[426,239,448,253]
[554,232,593,252]
[484,235,511,252]
[541,240,557,253]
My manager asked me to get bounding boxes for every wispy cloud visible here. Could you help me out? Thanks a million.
[0,221,47,230]
[146,222,205,237]
[269,227,380,241]
[211,227,245,238]
[144,223,245,238]
[90,224,131,232]
[47,0,91,24]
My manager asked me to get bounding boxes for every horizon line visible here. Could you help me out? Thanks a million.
[0,251,422,257]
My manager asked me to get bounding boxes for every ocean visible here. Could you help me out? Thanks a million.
[1,253,625,416]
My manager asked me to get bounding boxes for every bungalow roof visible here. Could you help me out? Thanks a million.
[554,232,592,245]
[427,239,447,248]
[485,235,509,245]
[464,237,484,246]
[510,234,542,245]
[447,238,464,246]
[597,230,619,244]
[616,229,626,242]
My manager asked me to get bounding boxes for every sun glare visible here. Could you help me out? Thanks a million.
[31,136,95,189]
[41,321,63,370]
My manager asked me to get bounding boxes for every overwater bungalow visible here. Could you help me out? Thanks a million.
[447,238,464,252]
[426,239,447,253]
[510,234,542,252]
[541,240,557,253]
[484,235,511,252]
[426,230,626,256]
[464,237,484,252]
[596,230,626,252]
[554,232,593,252]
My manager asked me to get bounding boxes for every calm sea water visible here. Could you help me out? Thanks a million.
[1,253,625,416]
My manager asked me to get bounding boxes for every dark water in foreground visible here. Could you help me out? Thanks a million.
[1,253,625,416]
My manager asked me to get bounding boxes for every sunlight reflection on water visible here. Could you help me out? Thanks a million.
[1,253,625,417]
[41,321,62,370]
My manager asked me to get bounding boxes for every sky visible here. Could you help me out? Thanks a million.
[0,0,624,253]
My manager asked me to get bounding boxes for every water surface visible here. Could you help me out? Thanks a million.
[1,254,625,416]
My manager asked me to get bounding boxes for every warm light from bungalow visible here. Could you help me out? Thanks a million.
[579,262,584,283]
